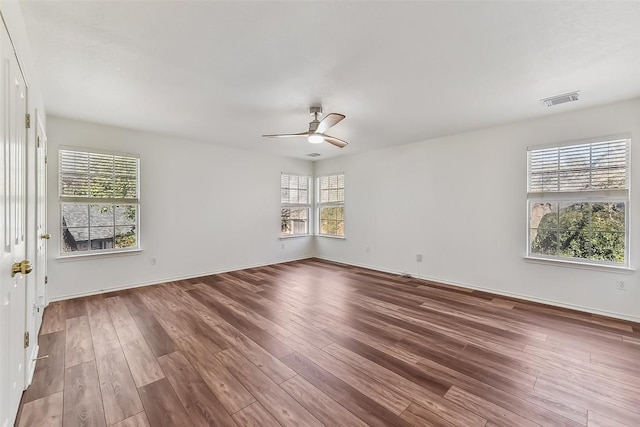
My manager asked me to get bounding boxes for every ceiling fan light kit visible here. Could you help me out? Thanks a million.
[262,105,348,148]
[308,133,324,144]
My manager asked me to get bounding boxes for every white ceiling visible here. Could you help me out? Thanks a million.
[20,1,640,160]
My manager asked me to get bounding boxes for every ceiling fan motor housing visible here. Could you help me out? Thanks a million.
[308,106,322,132]
[309,106,322,116]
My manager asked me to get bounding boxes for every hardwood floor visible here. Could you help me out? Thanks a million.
[16,258,640,426]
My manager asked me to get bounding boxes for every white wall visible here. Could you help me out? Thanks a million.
[46,100,640,320]
[47,116,314,300]
[315,98,640,322]
[0,1,46,114]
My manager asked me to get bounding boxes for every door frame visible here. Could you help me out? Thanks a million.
[25,111,46,387]
[35,111,47,311]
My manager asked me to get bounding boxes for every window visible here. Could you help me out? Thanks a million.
[281,174,311,236]
[317,173,345,237]
[527,136,629,266]
[59,149,140,255]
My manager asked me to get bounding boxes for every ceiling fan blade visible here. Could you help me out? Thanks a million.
[316,113,345,133]
[323,135,348,148]
[262,131,310,138]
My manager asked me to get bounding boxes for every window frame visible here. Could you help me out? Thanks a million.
[280,173,312,238]
[525,135,630,267]
[316,172,345,238]
[58,146,141,257]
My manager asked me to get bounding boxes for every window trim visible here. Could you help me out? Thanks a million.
[525,135,630,267]
[527,133,631,152]
[523,254,634,273]
[55,248,143,261]
[280,173,312,237]
[58,147,141,257]
[316,172,345,237]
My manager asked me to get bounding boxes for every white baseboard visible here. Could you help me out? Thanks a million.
[316,256,640,324]
[49,256,313,302]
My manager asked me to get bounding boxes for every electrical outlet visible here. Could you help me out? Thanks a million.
[150,258,157,265]
[365,245,370,253]
[616,280,627,291]
[416,254,423,262]
[281,243,285,249]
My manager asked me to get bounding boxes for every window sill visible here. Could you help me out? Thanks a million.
[523,256,634,273]
[56,249,143,262]
[317,235,346,240]
[279,235,311,240]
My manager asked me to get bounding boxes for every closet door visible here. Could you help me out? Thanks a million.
[0,17,30,427]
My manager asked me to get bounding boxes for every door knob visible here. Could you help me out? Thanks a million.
[11,260,32,277]
[41,233,51,240]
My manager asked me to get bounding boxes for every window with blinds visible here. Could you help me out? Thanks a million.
[59,149,140,255]
[526,136,630,266]
[281,174,311,236]
[317,173,345,237]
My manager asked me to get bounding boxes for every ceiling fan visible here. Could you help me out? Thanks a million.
[262,106,348,148]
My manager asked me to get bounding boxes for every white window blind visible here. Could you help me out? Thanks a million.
[528,138,628,195]
[318,174,345,203]
[60,150,139,200]
[281,174,309,205]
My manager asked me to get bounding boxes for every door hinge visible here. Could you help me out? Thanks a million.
[37,136,40,147]
[24,331,30,348]
[45,155,48,164]
[45,275,48,285]
[25,113,31,129]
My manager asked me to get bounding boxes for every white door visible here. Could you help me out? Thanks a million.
[0,18,30,427]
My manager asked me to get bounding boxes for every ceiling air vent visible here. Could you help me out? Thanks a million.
[306,153,321,158]
[541,91,580,107]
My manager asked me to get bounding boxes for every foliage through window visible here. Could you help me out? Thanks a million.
[281,174,310,236]
[59,149,140,254]
[318,173,345,237]
[527,137,629,265]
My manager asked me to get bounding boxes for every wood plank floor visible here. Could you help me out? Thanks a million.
[16,258,640,426]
